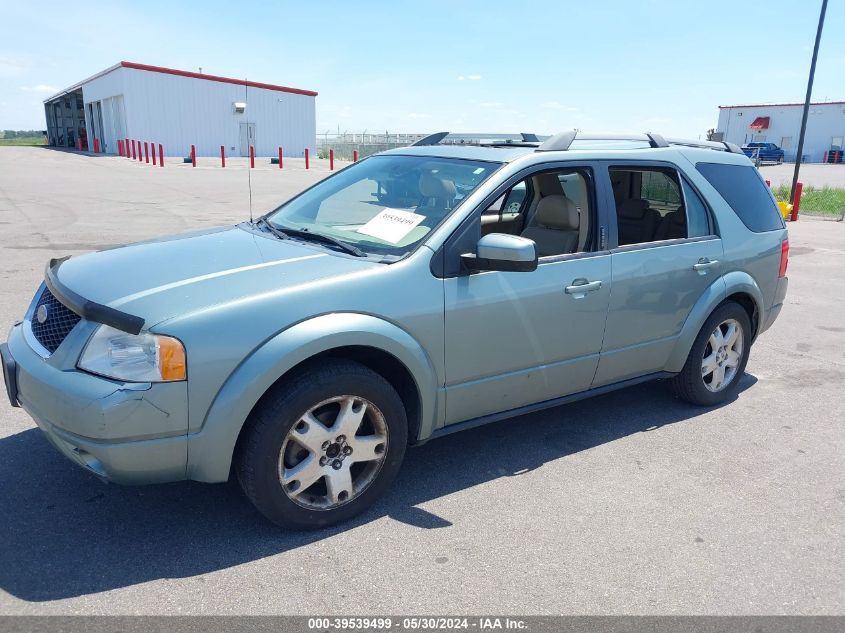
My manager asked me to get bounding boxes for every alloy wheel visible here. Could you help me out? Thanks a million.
[701,318,744,393]
[278,395,388,510]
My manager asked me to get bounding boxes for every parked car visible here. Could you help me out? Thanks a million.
[1,132,789,529]
[741,142,785,164]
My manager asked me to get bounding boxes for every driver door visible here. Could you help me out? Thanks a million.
[441,164,612,426]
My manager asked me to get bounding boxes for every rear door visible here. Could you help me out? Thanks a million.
[593,161,724,387]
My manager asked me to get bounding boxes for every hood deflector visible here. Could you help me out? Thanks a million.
[45,257,146,335]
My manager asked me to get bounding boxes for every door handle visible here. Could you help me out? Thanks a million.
[692,258,719,273]
[565,279,602,297]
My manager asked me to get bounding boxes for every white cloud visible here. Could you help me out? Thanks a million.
[408,112,432,119]
[457,75,465,81]
[479,101,503,108]
[467,74,482,80]
[20,84,59,93]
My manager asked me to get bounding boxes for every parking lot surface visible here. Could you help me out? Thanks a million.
[759,162,845,188]
[0,147,842,615]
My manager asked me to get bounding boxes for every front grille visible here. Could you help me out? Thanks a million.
[30,287,81,354]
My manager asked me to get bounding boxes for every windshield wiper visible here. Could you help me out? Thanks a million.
[255,217,290,241]
[255,218,366,257]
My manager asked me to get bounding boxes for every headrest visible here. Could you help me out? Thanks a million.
[419,173,457,200]
[535,173,564,196]
[619,199,650,219]
[534,195,579,230]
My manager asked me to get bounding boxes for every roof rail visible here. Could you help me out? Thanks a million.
[537,131,743,154]
[537,131,669,152]
[412,131,449,146]
[664,137,745,154]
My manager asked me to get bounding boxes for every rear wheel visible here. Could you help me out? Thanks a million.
[671,302,752,406]
[236,360,407,529]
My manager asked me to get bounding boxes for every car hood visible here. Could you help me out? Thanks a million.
[54,224,380,328]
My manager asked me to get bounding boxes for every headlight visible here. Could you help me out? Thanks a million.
[78,325,186,382]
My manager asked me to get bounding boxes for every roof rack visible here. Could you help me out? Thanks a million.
[536,130,744,154]
[413,132,543,147]
[412,131,450,146]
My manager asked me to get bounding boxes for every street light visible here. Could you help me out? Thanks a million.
[790,0,828,202]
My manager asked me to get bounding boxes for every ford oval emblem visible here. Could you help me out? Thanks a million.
[36,304,49,324]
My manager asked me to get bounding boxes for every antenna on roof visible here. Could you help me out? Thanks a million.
[520,133,539,142]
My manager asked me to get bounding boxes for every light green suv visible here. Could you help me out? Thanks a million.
[1,132,789,529]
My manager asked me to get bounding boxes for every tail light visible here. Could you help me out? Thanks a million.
[778,238,789,278]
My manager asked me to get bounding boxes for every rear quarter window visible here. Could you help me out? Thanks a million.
[695,162,785,232]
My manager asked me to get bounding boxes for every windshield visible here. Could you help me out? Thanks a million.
[264,154,500,258]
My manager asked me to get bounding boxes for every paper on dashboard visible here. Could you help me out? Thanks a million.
[356,209,425,244]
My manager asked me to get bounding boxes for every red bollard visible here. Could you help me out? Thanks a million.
[278,146,283,169]
[77,138,82,151]
[353,150,358,162]
[191,144,196,167]
[765,179,770,187]
[131,140,137,160]
[93,138,100,154]
[137,141,143,162]
[329,149,334,170]
[221,145,226,168]
[125,138,130,157]
[305,148,309,170]
[790,182,802,222]
[158,144,164,167]
[144,142,149,163]
[118,140,123,156]
[250,145,255,168]
[152,142,157,165]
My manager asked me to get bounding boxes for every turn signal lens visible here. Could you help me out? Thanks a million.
[158,336,186,381]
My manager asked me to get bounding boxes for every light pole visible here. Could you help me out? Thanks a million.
[790,0,828,202]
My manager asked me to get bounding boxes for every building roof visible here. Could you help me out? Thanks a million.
[719,100,845,109]
[44,61,317,103]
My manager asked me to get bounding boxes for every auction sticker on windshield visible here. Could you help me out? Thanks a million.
[357,209,425,244]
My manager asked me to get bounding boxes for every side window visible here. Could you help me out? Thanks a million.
[681,179,711,237]
[479,169,593,257]
[481,180,529,236]
[610,167,687,245]
[695,162,784,232]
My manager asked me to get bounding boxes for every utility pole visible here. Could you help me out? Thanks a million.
[791,0,828,201]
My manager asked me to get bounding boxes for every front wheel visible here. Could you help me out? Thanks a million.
[670,302,752,406]
[236,360,408,529]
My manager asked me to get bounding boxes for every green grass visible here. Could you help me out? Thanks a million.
[772,183,845,217]
[0,137,46,146]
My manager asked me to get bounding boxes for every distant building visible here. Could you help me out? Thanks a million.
[43,61,317,157]
[715,101,845,162]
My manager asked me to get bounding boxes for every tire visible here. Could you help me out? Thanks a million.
[236,359,408,529]
[670,301,752,406]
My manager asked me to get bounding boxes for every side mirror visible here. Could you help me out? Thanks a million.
[460,233,538,273]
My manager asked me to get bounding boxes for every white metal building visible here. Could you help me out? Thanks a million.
[43,61,317,157]
[715,101,845,163]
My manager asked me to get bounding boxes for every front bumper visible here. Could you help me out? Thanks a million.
[3,323,189,485]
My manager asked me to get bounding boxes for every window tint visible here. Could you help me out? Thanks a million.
[610,167,688,245]
[681,179,710,237]
[695,162,784,232]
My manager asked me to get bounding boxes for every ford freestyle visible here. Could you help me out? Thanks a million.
[1,131,789,529]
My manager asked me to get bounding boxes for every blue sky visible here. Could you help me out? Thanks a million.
[2,0,843,137]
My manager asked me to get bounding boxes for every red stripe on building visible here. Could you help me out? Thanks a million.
[119,61,318,97]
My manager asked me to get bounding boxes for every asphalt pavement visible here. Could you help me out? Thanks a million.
[0,147,842,615]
